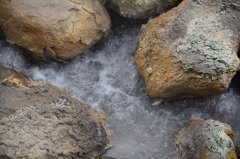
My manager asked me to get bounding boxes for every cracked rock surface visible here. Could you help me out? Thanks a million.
[0,0,111,62]
[106,0,180,19]
[135,0,240,100]
[0,65,111,159]
[176,119,237,159]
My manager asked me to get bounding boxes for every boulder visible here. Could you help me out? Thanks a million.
[0,0,111,62]
[176,119,237,159]
[135,0,240,100]
[0,65,112,158]
[106,0,180,19]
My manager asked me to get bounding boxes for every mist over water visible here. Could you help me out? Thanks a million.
[0,17,240,159]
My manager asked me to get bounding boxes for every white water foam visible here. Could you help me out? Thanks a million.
[0,18,240,159]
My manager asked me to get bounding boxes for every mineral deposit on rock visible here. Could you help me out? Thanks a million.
[0,65,111,159]
[135,0,240,100]
[176,119,237,159]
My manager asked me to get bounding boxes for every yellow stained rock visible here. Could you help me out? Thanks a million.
[135,0,240,100]
[0,0,111,62]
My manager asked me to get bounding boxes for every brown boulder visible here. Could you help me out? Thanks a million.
[135,0,240,100]
[0,65,112,158]
[0,0,111,62]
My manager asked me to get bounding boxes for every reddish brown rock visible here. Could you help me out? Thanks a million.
[135,0,240,100]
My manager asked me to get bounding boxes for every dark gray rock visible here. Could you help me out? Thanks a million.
[0,65,112,159]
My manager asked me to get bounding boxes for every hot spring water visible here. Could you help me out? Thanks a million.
[0,17,240,159]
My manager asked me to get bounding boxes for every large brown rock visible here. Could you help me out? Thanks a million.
[106,0,180,19]
[176,119,237,159]
[135,0,240,100]
[0,65,112,158]
[0,0,111,62]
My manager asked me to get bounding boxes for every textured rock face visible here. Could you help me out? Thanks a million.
[98,0,107,5]
[0,0,111,62]
[135,0,240,100]
[0,65,111,159]
[176,119,237,159]
[106,0,180,19]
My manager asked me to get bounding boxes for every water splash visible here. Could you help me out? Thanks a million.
[0,17,240,159]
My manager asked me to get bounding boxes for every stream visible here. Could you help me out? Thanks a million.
[0,16,240,159]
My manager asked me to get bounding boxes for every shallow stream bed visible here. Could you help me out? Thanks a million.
[0,17,240,159]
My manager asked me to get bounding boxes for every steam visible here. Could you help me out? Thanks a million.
[0,17,240,159]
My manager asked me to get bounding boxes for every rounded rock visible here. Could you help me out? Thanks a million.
[0,65,112,158]
[0,0,111,62]
[176,119,237,159]
[106,0,180,19]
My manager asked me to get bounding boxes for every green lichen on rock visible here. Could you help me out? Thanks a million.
[135,0,240,100]
[176,119,237,159]
[175,17,239,77]
[207,130,232,158]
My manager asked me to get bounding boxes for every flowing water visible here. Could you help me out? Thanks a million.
[0,17,240,159]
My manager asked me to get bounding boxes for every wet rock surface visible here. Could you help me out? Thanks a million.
[0,65,111,159]
[106,0,180,19]
[135,0,240,100]
[1,13,240,159]
[176,119,237,159]
[0,0,111,62]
